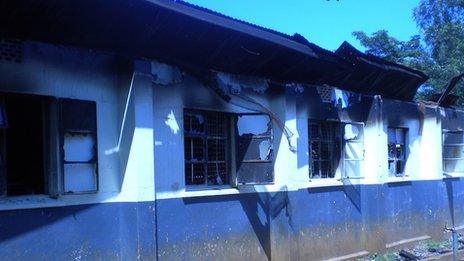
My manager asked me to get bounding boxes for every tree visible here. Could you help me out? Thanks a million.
[353,0,464,103]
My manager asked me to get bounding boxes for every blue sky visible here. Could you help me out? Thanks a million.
[184,0,421,51]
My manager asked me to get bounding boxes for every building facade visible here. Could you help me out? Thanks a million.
[0,1,463,260]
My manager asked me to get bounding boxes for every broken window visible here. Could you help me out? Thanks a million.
[184,110,229,186]
[60,99,98,193]
[0,94,99,197]
[308,120,340,179]
[183,110,274,187]
[235,114,273,185]
[343,123,364,178]
[443,130,464,175]
[387,127,407,177]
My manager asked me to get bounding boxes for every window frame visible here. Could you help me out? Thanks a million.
[341,122,365,179]
[387,127,408,177]
[234,113,274,186]
[59,98,99,195]
[183,109,232,187]
[183,108,275,188]
[442,130,464,177]
[308,119,341,180]
[0,95,99,198]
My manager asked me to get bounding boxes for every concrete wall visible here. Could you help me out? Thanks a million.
[0,40,463,260]
[0,41,156,259]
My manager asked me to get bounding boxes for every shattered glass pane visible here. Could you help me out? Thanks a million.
[258,139,272,161]
[344,124,363,141]
[63,133,95,162]
[237,114,271,136]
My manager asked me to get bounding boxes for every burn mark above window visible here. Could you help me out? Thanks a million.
[387,127,407,177]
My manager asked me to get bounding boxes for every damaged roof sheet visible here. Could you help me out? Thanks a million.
[0,0,349,85]
[0,0,428,101]
[332,42,429,101]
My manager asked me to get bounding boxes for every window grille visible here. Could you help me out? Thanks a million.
[308,120,339,179]
[184,110,229,186]
[387,127,407,177]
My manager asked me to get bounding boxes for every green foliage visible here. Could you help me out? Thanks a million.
[353,0,464,104]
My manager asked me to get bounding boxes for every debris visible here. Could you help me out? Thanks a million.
[399,249,419,260]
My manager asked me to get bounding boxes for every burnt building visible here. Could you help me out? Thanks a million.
[0,0,462,260]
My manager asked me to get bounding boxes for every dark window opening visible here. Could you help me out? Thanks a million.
[388,127,407,177]
[184,110,229,186]
[308,120,340,179]
[4,94,46,196]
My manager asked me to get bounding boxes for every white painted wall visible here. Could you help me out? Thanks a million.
[0,41,155,210]
[0,40,460,207]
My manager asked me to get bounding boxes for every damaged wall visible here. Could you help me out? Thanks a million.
[0,41,157,259]
[1,39,464,261]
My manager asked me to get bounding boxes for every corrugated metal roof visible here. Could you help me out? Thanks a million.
[0,0,429,101]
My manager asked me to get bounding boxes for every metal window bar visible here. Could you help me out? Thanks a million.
[309,120,338,179]
[184,110,229,186]
[387,127,407,177]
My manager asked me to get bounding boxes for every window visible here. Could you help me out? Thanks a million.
[308,120,340,179]
[0,93,98,197]
[184,110,229,186]
[183,109,274,187]
[308,121,364,180]
[60,99,98,193]
[442,130,464,175]
[235,114,273,185]
[387,127,407,177]
[343,123,364,178]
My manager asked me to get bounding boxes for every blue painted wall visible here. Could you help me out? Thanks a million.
[156,179,464,260]
[0,202,157,260]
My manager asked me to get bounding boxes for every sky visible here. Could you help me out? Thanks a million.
[184,0,421,51]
